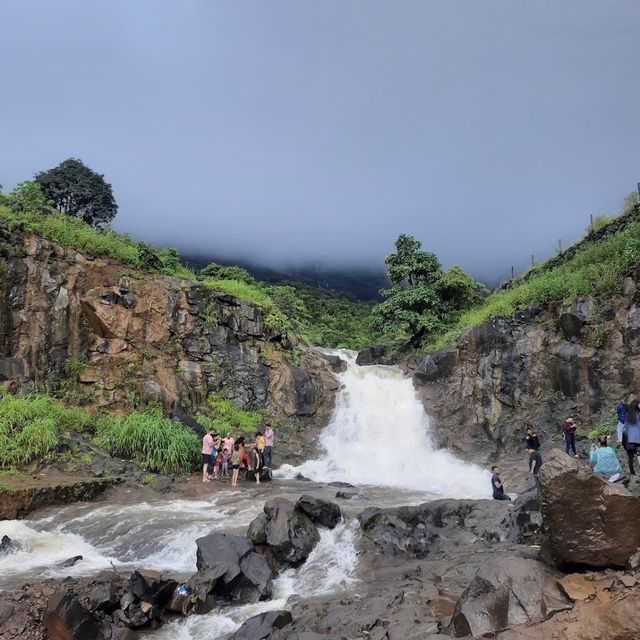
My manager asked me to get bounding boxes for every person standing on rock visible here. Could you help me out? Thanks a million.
[590,436,621,478]
[562,417,578,457]
[230,444,242,487]
[263,423,275,469]
[616,402,626,443]
[223,433,234,459]
[527,447,543,476]
[525,428,541,451]
[202,429,214,483]
[491,466,511,500]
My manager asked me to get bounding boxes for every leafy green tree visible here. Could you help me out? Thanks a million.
[438,265,488,312]
[199,262,256,283]
[35,158,118,227]
[8,181,53,216]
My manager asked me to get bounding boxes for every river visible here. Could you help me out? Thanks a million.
[0,349,490,638]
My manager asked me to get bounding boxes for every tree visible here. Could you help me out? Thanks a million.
[199,262,256,283]
[35,158,118,227]
[7,181,53,216]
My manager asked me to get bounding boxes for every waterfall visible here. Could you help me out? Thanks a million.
[279,349,491,498]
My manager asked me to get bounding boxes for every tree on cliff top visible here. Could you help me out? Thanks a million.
[35,158,118,227]
[372,234,487,341]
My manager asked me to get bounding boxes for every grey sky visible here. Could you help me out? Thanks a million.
[1,1,639,283]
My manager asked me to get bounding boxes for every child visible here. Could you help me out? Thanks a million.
[252,445,262,485]
[221,448,230,477]
[230,444,242,487]
[212,449,224,480]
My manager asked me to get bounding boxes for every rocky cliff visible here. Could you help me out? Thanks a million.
[412,280,640,458]
[0,229,338,453]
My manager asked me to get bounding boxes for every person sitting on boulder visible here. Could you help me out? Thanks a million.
[589,436,621,477]
[491,465,511,501]
[525,427,541,451]
[616,402,626,443]
[562,417,578,457]
[527,447,543,475]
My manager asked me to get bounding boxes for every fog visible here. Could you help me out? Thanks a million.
[1,1,639,284]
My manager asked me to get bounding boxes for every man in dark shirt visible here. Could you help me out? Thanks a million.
[525,428,541,451]
[527,447,543,475]
[491,465,511,500]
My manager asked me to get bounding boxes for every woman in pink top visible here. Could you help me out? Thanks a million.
[201,429,214,482]
[263,425,274,469]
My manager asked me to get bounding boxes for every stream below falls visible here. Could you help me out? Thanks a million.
[0,349,491,639]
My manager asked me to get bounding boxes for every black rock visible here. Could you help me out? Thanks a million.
[230,610,293,640]
[171,407,206,437]
[91,583,119,613]
[328,481,355,488]
[56,555,83,568]
[129,570,177,609]
[245,468,272,482]
[0,535,21,556]
[247,513,269,545]
[321,354,347,373]
[296,495,342,529]
[355,345,392,366]
[335,491,359,499]
[43,592,103,640]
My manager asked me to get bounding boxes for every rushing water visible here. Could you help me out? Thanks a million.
[0,348,490,638]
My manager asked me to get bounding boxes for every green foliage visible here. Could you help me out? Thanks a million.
[372,234,487,341]
[587,422,615,441]
[35,158,118,227]
[199,396,265,436]
[426,221,640,352]
[589,214,613,234]
[98,408,200,475]
[203,278,274,309]
[200,262,256,283]
[7,181,53,216]
[0,393,94,467]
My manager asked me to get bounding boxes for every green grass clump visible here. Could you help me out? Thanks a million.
[203,278,275,309]
[198,396,265,436]
[98,409,200,475]
[426,221,640,352]
[0,393,93,467]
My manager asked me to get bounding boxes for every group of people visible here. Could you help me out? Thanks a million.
[201,424,275,487]
[491,400,640,500]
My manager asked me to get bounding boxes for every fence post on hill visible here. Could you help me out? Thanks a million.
[531,254,534,267]
[511,265,514,280]
[558,238,562,253]
[590,214,594,233]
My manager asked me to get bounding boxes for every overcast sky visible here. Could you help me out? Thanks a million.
[1,1,639,283]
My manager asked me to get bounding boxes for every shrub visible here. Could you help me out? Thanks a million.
[199,396,265,436]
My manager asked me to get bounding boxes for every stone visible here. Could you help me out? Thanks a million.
[56,555,83,567]
[129,570,177,609]
[321,353,347,373]
[537,450,640,568]
[448,556,571,637]
[263,497,320,567]
[356,345,392,366]
[230,610,294,640]
[91,582,119,613]
[43,592,103,640]
[296,495,342,529]
[414,355,439,382]
[558,298,593,339]
[247,512,269,545]
[0,601,16,625]
[336,491,359,499]
[558,574,596,601]
[0,535,20,556]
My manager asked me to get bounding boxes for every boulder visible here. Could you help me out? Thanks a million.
[43,592,103,640]
[230,610,293,640]
[321,353,347,373]
[56,555,83,568]
[247,512,269,545]
[448,557,571,637]
[245,468,273,482]
[0,535,21,556]
[336,490,359,500]
[263,497,320,567]
[537,450,640,568]
[129,570,177,608]
[558,298,593,339]
[296,495,342,529]
[355,345,392,366]
[91,582,119,613]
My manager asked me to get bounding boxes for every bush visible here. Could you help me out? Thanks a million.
[198,396,265,436]
[587,423,615,441]
[98,409,200,475]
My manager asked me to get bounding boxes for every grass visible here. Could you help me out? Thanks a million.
[425,221,640,352]
[0,205,195,280]
[198,395,265,436]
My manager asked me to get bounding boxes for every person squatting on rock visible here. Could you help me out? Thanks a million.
[590,435,621,479]
[527,446,543,476]
[623,400,640,475]
[562,417,578,457]
[616,401,626,443]
[491,465,511,501]
[525,427,541,451]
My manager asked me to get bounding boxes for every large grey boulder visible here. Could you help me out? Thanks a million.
[43,592,103,640]
[230,610,293,640]
[537,450,640,568]
[448,557,571,637]
[296,495,342,529]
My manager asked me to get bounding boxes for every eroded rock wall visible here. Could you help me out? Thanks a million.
[0,231,337,444]
[413,285,640,457]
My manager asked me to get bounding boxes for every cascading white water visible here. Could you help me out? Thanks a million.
[279,349,491,497]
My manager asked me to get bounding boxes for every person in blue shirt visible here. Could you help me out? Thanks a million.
[589,436,621,476]
[616,402,626,443]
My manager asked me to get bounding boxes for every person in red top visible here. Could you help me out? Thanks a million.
[563,417,578,457]
[201,429,214,483]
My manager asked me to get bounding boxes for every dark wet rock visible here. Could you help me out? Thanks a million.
[558,298,593,339]
[511,481,544,544]
[448,556,571,637]
[43,592,103,640]
[245,468,272,482]
[0,535,21,556]
[538,450,640,568]
[125,602,149,628]
[91,582,120,613]
[56,555,83,568]
[247,512,269,545]
[129,570,177,609]
[263,497,320,567]
[321,354,347,373]
[230,609,293,640]
[328,481,354,488]
[414,354,439,382]
[148,475,175,493]
[171,406,206,437]
[335,490,359,499]
[296,495,342,529]
[355,345,392,366]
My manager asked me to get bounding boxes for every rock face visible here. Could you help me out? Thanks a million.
[0,232,338,461]
[413,286,640,457]
[537,450,640,568]
[448,557,571,637]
